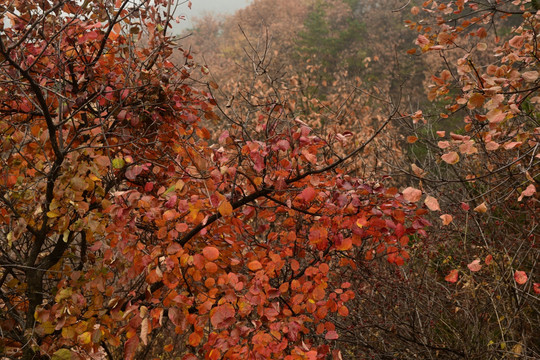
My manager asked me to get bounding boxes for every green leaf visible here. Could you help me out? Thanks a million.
[112,158,125,169]
[52,348,72,360]
[162,184,176,197]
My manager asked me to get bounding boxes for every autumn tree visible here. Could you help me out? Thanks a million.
[0,1,429,359]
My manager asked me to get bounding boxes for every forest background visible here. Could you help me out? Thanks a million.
[0,0,538,359]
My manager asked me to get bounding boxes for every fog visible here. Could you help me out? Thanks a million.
[174,0,252,32]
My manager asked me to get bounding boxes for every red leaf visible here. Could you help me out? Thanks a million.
[467,259,482,272]
[210,303,235,329]
[124,336,140,360]
[299,186,316,202]
[325,330,339,340]
[445,269,459,283]
[144,182,154,192]
[518,184,536,201]
[168,307,183,327]
[514,270,528,285]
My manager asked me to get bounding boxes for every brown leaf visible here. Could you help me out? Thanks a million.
[411,164,426,178]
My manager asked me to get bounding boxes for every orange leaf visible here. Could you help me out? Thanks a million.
[473,202,487,213]
[188,332,201,347]
[312,286,325,301]
[338,305,349,317]
[403,187,422,202]
[425,196,441,211]
[407,135,418,143]
[162,209,176,221]
[218,200,233,216]
[247,260,262,271]
[318,263,329,274]
[407,48,417,55]
[440,214,453,225]
[441,151,459,164]
[202,246,220,261]
[204,262,218,273]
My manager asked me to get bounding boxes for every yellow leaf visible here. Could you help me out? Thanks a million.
[512,343,523,356]
[55,287,73,302]
[47,211,61,218]
[41,321,55,335]
[78,331,92,344]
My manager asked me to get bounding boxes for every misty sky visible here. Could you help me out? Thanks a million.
[175,0,252,32]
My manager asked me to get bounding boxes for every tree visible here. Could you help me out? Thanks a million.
[387,0,540,357]
[0,1,427,359]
